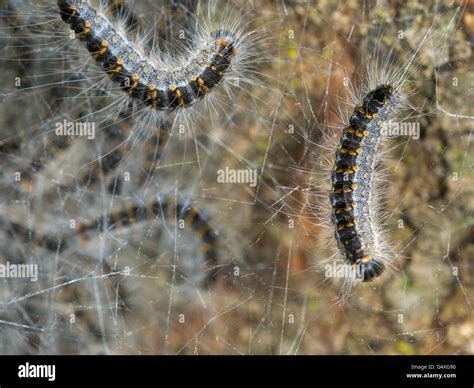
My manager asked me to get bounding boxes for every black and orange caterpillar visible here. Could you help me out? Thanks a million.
[57,0,236,110]
[0,195,220,285]
[330,84,395,282]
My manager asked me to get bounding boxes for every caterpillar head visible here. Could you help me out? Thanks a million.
[374,84,394,102]
[354,258,386,282]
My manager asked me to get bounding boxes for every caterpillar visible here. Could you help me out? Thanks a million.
[295,30,436,300]
[323,21,442,292]
[0,0,267,204]
[0,0,270,185]
[77,195,220,282]
[5,117,167,196]
[0,0,266,168]
[0,195,220,285]
[57,0,238,111]
[330,84,397,282]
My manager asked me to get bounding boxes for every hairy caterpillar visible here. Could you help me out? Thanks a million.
[3,116,167,196]
[295,24,442,299]
[57,0,238,111]
[0,0,269,201]
[310,51,417,300]
[330,84,397,282]
[0,195,220,285]
[0,0,266,153]
[76,195,220,284]
[0,0,273,198]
